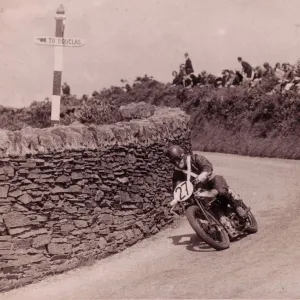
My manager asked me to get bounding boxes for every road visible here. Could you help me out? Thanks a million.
[1,152,300,299]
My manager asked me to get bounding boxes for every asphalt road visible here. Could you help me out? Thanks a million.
[1,152,300,299]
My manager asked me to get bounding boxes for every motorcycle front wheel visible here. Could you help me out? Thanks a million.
[186,205,230,251]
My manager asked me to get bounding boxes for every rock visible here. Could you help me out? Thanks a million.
[27,172,40,179]
[8,226,30,235]
[51,237,68,243]
[56,175,70,183]
[20,162,36,168]
[0,242,12,250]
[0,205,11,214]
[18,228,48,239]
[44,201,55,209]
[95,190,105,201]
[64,205,77,214]
[68,185,81,193]
[98,237,107,249]
[0,185,9,198]
[71,172,84,180]
[5,254,45,267]
[61,223,76,233]
[0,166,15,177]
[18,193,33,205]
[74,220,88,228]
[8,189,24,198]
[3,211,31,228]
[51,186,65,194]
[117,177,129,184]
[0,235,12,242]
[48,243,72,255]
[125,229,135,240]
[32,234,52,248]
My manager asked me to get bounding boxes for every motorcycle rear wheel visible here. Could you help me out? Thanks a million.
[186,205,230,251]
[241,202,258,233]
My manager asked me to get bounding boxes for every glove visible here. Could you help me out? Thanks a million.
[169,199,177,207]
[195,172,209,184]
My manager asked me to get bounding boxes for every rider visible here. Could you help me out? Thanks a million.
[165,145,247,218]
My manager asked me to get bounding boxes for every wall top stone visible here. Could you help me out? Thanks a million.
[0,107,190,157]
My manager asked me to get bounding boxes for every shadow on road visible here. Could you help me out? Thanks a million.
[168,234,215,252]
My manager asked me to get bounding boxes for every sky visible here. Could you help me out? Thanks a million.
[1,0,300,108]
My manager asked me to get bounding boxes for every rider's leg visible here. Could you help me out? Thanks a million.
[208,175,247,217]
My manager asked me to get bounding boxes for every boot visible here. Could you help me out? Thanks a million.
[225,191,247,218]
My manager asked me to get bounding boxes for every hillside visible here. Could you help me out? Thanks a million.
[1,75,300,159]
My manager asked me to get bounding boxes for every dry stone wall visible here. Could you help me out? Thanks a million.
[0,107,191,292]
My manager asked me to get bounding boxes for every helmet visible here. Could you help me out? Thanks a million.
[166,145,184,162]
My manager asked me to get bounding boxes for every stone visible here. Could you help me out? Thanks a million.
[95,190,104,201]
[61,223,76,233]
[0,185,9,198]
[18,228,48,239]
[0,235,12,242]
[71,172,84,180]
[44,201,55,209]
[5,254,45,267]
[56,175,70,183]
[13,239,31,250]
[0,205,11,214]
[18,169,29,175]
[3,211,31,228]
[68,185,81,193]
[51,237,68,243]
[98,237,107,249]
[51,186,65,194]
[125,229,135,240]
[0,242,12,250]
[32,234,52,248]
[18,193,33,205]
[74,220,88,228]
[27,172,40,179]
[8,226,29,235]
[0,166,15,177]
[99,213,114,225]
[8,189,24,198]
[22,184,39,190]
[48,243,72,255]
[117,177,129,184]
[20,162,36,168]
[64,205,77,214]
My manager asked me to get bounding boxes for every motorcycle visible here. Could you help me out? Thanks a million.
[170,180,258,251]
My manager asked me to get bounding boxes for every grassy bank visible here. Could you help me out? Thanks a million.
[1,75,299,159]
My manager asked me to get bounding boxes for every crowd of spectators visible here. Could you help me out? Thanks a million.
[172,53,300,94]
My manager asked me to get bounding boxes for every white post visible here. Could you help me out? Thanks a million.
[51,4,66,126]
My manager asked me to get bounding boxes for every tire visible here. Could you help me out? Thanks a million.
[186,205,230,251]
[245,211,258,234]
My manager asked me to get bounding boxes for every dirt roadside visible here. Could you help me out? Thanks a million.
[1,151,300,299]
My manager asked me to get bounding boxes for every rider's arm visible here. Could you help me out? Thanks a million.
[194,154,213,183]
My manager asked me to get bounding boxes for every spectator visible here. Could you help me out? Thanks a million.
[62,82,71,95]
[237,57,253,79]
[172,71,182,86]
[232,71,243,86]
[274,63,285,81]
[262,62,273,77]
[222,69,235,87]
[253,66,263,80]
[184,53,194,75]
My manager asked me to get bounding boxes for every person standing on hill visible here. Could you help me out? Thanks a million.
[62,82,71,96]
[237,57,253,80]
[184,52,194,75]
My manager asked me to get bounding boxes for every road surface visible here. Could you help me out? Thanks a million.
[1,152,300,299]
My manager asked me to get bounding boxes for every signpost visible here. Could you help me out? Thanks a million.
[34,5,85,126]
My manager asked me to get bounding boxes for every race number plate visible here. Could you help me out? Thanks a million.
[173,181,194,202]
